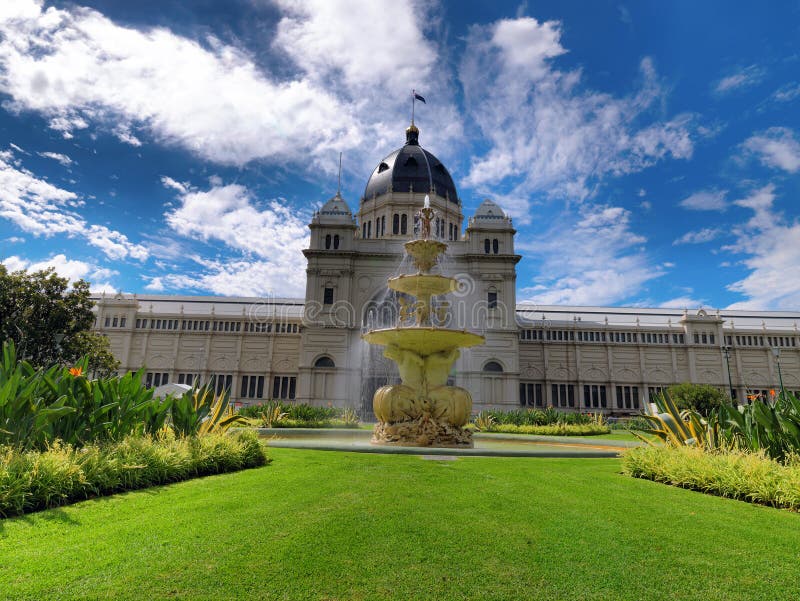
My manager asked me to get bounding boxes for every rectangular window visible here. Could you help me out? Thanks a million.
[520,383,543,407]
[272,375,297,400]
[710,334,715,344]
[323,287,334,305]
[104,317,110,327]
[616,385,639,409]
[488,291,498,309]
[120,317,127,327]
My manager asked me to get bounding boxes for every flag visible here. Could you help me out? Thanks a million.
[414,93,426,103]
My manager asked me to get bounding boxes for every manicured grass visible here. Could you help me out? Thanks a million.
[593,430,642,441]
[2,448,799,600]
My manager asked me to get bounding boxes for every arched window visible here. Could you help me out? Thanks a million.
[333,234,340,249]
[484,238,491,254]
[381,215,386,236]
[325,234,331,249]
[483,361,503,373]
[314,356,335,368]
[367,221,372,238]
[401,214,408,234]
[393,213,399,235]
[493,238,499,254]
[362,222,366,238]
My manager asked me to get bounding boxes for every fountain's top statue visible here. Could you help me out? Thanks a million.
[416,195,436,240]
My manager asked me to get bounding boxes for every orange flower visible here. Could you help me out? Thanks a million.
[769,389,776,397]
[69,366,83,377]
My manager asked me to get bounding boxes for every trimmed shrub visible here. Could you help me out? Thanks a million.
[0,430,268,518]
[479,408,597,426]
[238,401,361,428]
[480,423,611,436]
[622,445,800,511]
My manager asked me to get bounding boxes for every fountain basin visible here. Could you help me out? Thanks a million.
[256,428,635,457]
[362,327,484,356]
[388,274,457,297]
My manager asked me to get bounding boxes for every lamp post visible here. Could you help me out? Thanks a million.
[722,345,735,402]
[772,348,785,401]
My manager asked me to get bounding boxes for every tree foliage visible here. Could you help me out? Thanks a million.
[666,382,728,416]
[0,265,119,375]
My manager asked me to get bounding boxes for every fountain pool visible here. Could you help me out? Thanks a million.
[257,428,638,458]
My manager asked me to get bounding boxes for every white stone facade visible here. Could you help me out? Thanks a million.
[92,125,800,416]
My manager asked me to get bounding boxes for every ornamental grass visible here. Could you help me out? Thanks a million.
[623,445,800,511]
[0,430,268,518]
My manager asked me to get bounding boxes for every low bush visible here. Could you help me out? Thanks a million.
[0,430,268,518]
[623,445,800,511]
[238,401,360,428]
[480,423,611,436]
[610,416,651,431]
[478,407,597,426]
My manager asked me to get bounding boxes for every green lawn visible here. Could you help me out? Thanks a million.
[2,448,798,600]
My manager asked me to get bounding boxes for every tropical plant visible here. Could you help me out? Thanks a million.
[339,407,360,427]
[635,392,719,449]
[716,393,800,462]
[258,401,288,428]
[473,410,496,431]
[169,384,247,436]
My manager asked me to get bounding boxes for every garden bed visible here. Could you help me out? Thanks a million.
[0,430,268,517]
[623,445,800,511]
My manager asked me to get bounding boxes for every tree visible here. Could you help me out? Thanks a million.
[666,382,728,416]
[0,265,119,375]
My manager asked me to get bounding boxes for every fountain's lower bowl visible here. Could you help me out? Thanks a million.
[362,327,484,356]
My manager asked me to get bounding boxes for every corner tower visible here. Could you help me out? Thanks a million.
[358,124,464,241]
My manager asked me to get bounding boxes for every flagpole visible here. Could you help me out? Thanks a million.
[411,89,415,125]
[337,152,342,195]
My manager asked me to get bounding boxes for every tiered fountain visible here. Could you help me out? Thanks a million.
[363,197,485,447]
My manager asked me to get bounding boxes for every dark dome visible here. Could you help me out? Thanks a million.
[362,125,458,203]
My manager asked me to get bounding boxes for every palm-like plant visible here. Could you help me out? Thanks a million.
[169,384,247,436]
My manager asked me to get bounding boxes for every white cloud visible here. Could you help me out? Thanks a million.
[0,150,148,260]
[37,151,73,166]
[772,82,800,103]
[0,0,351,166]
[519,204,661,305]
[144,276,165,291]
[160,181,309,296]
[160,258,306,298]
[713,65,765,94]
[459,17,695,220]
[160,176,188,194]
[0,0,459,176]
[658,296,705,309]
[673,227,722,245]
[742,127,800,173]
[1,252,114,287]
[678,189,727,211]
[724,185,800,309]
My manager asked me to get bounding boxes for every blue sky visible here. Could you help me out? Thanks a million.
[1,0,799,309]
